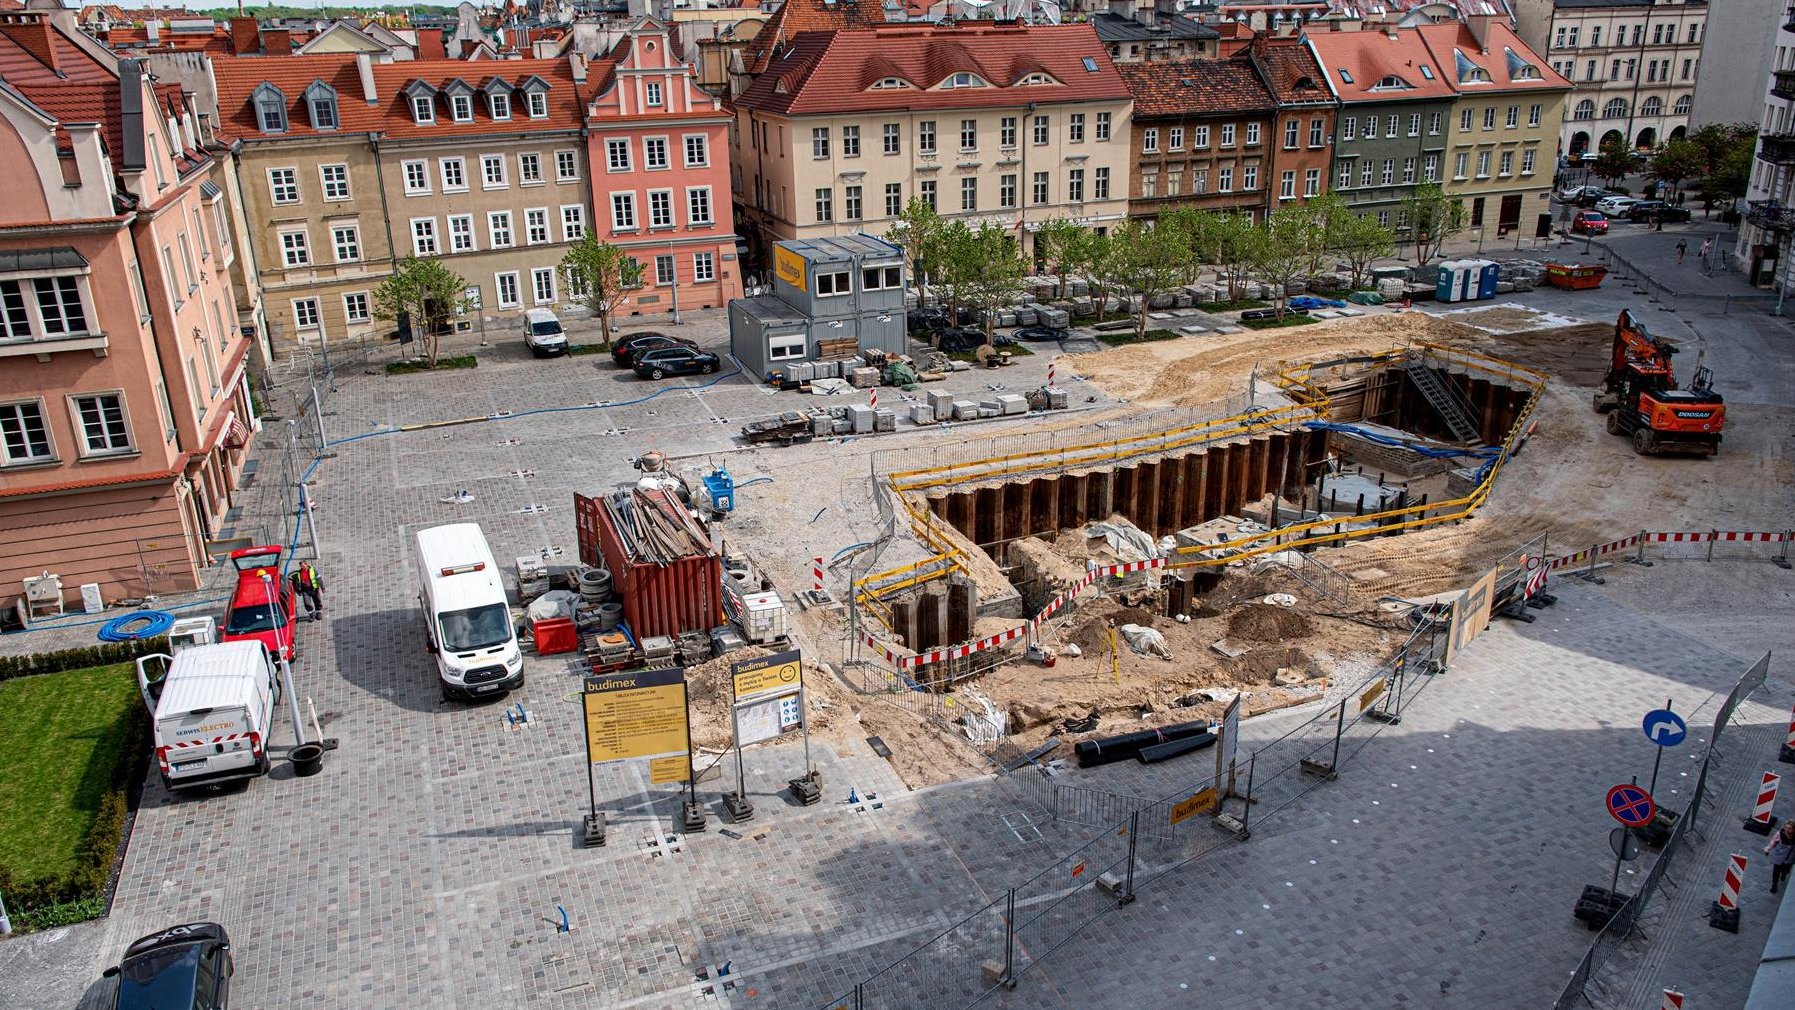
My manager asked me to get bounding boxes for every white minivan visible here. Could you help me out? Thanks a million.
[415,522,524,700]
[524,308,568,357]
[136,640,280,792]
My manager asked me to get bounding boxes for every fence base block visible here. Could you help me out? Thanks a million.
[1365,709,1402,725]
[1744,816,1778,836]
[1299,758,1338,780]
[580,813,607,848]
[981,961,1016,991]
[722,793,755,823]
[789,773,823,805]
[1573,885,1629,931]
[1778,744,1795,766]
[682,801,708,833]
[1708,902,1741,934]
[1215,812,1249,839]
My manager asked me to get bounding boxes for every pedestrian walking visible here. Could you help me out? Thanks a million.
[289,561,324,621]
[1676,238,1688,263]
[1768,821,1795,894]
[1700,237,1713,260]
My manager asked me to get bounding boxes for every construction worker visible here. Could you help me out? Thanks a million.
[289,562,325,621]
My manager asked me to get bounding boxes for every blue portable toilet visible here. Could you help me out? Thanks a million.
[1434,262,1460,302]
[1472,260,1500,300]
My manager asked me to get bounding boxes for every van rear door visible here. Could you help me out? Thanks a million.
[158,704,262,788]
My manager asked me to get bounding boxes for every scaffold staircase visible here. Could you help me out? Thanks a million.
[1401,354,1482,443]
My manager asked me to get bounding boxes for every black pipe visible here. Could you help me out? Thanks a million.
[1137,731,1217,764]
[1075,719,1211,768]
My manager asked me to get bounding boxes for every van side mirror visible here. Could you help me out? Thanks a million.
[103,966,120,979]
[425,640,438,654]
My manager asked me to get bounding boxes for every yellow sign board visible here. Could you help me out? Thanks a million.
[732,649,803,702]
[1358,676,1387,713]
[774,245,807,291]
[648,754,690,784]
[1169,787,1217,826]
[583,668,690,764]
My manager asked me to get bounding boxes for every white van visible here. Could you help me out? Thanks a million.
[136,640,280,792]
[523,308,568,357]
[415,523,524,700]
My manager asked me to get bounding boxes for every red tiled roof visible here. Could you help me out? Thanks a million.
[737,23,1129,117]
[0,15,130,156]
[1305,27,1460,104]
[212,53,597,143]
[1413,21,1572,93]
[1252,38,1336,108]
[98,25,234,53]
[1117,55,1277,119]
[744,0,880,74]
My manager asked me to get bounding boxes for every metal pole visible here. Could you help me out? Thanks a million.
[800,685,814,776]
[734,732,748,806]
[300,484,321,560]
[1328,700,1345,775]
[1122,809,1139,904]
[584,714,598,825]
[261,572,305,745]
[670,241,683,325]
[1646,698,1672,800]
[1707,529,1717,562]
[1002,887,1016,986]
[310,385,327,450]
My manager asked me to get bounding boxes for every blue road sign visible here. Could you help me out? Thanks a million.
[1642,709,1687,748]
[1607,784,1656,828]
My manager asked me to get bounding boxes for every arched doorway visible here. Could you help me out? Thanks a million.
[1636,127,1657,149]
[1571,131,1591,155]
[1600,129,1625,150]
[1669,125,1687,142]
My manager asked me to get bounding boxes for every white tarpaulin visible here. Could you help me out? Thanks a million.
[1085,520,1159,562]
[1119,623,1173,659]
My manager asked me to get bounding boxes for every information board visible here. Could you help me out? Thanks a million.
[583,668,690,764]
[732,649,803,702]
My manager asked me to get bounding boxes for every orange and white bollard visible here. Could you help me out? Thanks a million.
[1744,771,1781,835]
[1709,852,1748,932]
[812,557,824,595]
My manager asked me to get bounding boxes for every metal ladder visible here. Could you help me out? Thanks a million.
[1401,356,1482,443]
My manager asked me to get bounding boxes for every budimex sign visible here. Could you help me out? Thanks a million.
[732,649,802,701]
[1169,787,1217,825]
[582,668,690,764]
[774,246,807,291]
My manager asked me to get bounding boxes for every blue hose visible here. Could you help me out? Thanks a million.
[98,610,176,642]
[736,476,774,489]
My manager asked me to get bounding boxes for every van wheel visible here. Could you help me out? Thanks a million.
[440,681,458,702]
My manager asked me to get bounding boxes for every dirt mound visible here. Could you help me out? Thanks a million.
[1230,646,1314,685]
[685,645,773,750]
[1067,606,1161,651]
[1226,604,1314,642]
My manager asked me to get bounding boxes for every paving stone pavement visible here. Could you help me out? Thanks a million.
[3,314,1790,1010]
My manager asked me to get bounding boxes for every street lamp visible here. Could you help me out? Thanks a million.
[260,570,305,747]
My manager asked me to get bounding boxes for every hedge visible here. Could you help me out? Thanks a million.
[0,636,169,683]
[0,699,149,932]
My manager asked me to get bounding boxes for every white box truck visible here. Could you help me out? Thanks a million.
[136,640,280,792]
[415,523,523,701]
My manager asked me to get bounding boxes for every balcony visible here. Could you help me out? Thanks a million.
[1775,69,1795,102]
[1759,132,1795,166]
[1786,5,1795,32]
[1746,200,1795,236]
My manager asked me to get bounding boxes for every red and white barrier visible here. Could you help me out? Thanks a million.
[1522,554,1548,599]
[870,388,878,411]
[1047,361,1056,388]
[1749,771,1780,827]
[813,556,825,594]
[1785,703,1795,752]
[1717,853,1748,910]
[1660,989,1684,1010]
[1547,531,1792,571]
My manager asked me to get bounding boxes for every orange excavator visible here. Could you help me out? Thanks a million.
[1592,309,1724,456]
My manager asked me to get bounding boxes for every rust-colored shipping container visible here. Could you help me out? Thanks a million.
[574,491,723,639]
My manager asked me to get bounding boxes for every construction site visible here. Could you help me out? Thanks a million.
[709,302,1793,789]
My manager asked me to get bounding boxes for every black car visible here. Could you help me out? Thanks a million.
[105,922,233,1010]
[1626,201,1692,223]
[633,345,720,379]
[1015,325,1069,342]
[611,332,695,367]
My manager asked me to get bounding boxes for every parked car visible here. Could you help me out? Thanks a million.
[105,922,234,1010]
[1574,188,1616,207]
[1014,325,1069,342]
[1558,185,1609,204]
[220,545,297,662]
[522,308,568,357]
[611,332,695,367]
[634,345,720,379]
[1570,210,1609,235]
[1594,196,1641,217]
[1625,201,1693,223]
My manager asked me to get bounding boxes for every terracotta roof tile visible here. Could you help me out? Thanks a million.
[1413,21,1571,93]
[1306,27,1460,104]
[1252,39,1336,107]
[738,23,1128,117]
[1116,55,1277,119]
[744,0,882,74]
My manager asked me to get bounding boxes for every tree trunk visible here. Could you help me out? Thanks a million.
[1135,304,1149,338]
[599,309,612,351]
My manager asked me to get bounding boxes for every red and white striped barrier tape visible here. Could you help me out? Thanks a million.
[863,556,1166,671]
[1548,531,1791,571]
[1660,990,1684,1010]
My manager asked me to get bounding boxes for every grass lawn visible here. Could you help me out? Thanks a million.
[0,663,141,883]
[385,353,478,375]
[1097,328,1185,347]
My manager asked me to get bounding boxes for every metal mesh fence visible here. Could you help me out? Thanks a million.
[856,897,1013,1010]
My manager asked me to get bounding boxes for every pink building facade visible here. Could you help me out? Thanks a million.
[0,12,255,608]
[583,21,742,318]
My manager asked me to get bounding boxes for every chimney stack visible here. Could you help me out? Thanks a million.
[355,52,378,104]
[570,51,588,84]
[263,28,291,53]
[0,12,62,76]
[230,15,258,55]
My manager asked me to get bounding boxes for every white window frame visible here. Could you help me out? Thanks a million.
[519,151,543,186]
[611,193,637,231]
[440,156,467,192]
[524,208,550,245]
[343,291,371,323]
[645,81,663,107]
[531,266,556,305]
[403,160,430,195]
[0,398,54,465]
[560,205,585,241]
[331,223,360,263]
[481,154,507,189]
[268,166,300,205]
[412,94,435,125]
[488,211,514,248]
[686,186,713,226]
[555,149,580,182]
[683,134,709,168]
[411,217,439,256]
[292,296,321,330]
[648,189,675,229]
[450,93,473,123]
[68,391,134,458]
[526,90,548,118]
[319,163,350,201]
[279,228,311,268]
[645,136,671,170]
[448,214,476,253]
[693,251,715,283]
[495,271,522,309]
[606,138,632,172]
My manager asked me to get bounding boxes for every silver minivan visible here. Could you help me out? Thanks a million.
[524,308,568,357]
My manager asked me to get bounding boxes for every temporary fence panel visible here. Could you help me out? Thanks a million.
[855,896,1014,1010]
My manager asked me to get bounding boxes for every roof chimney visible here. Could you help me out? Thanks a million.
[263,28,291,53]
[146,19,159,43]
[0,12,62,76]
[569,50,587,84]
[355,51,378,104]
[230,15,257,54]
[1466,13,1494,51]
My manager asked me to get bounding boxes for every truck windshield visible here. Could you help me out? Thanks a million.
[529,320,563,336]
[225,603,288,635]
[439,604,512,653]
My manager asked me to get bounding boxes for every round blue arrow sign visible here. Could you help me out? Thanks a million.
[1642,708,1687,748]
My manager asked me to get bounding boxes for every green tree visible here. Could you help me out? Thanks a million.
[1403,183,1466,264]
[1299,193,1350,275]
[559,235,644,350]
[1100,220,1192,338]
[1033,217,1087,299]
[1080,230,1118,321]
[1196,211,1261,303]
[936,222,1028,338]
[1647,138,1705,200]
[1591,142,1642,188]
[1331,209,1397,290]
[1253,206,1323,318]
[887,197,945,307]
[373,256,468,368]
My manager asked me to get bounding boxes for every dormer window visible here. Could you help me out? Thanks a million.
[870,77,910,89]
[304,80,338,131]
[412,95,435,124]
[251,82,286,134]
[1371,75,1412,90]
[451,94,473,122]
[527,91,547,117]
[518,76,551,118]
[1016,73,1057,86]
[942,72,986,89]
[490,92,511,119]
